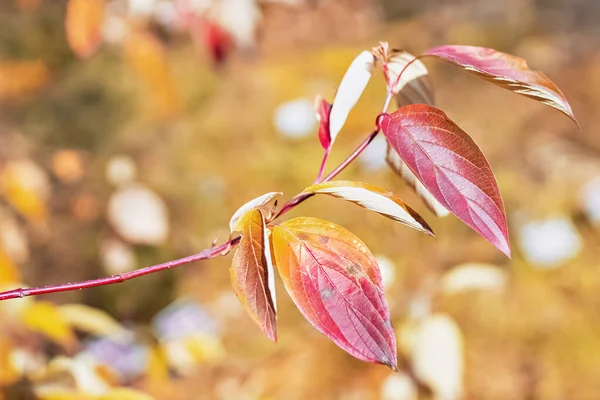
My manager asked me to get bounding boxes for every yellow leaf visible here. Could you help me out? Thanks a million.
[57,304,127,338]
[21,302,75,346]
[146,345,169,385]
[66,0,104,58]
[97,388,155,400]
[0,160,48,224]
[123,30,180,118]
[0,244,20,285]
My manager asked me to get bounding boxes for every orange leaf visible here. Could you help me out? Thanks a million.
[272,217,397,369]
[123,31,180,118]
[230,209,277,341]
[66,0,104,59]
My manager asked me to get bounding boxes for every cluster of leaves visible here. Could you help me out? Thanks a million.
[1,4,578,370]
[225,42,577,369]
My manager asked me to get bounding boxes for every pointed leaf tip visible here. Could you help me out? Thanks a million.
[272,217,398,367]
[303,181,434,236]
[423,45,578,125]
[380,105,510,257]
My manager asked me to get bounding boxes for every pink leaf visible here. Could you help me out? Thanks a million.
[314,95,332,150]
[379,104,510,257]
[272,217,398,369]
[423,45,577,125]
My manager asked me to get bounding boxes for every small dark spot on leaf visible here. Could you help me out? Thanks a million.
[346,264,360,276]
[319,236,329,244]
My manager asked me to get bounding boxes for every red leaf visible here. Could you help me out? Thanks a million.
[379,105,510,257]
[272,217,397,369]
[423,45,577,125]
[314,95,332,150]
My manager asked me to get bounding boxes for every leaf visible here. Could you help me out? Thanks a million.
[302,181,433,236]
[379,105,510,256]
[314,95,332,150]
[387,51,434,105]
[382,50,449,217]
[385,146,450,217]
[422,45,577,124]
[65,0,104,59]
[329,51,374,145]
[229,191,281,232]
[230,209,277,341]
[57,304,127,338]
[20,302,75,346]
[272,217,397,369]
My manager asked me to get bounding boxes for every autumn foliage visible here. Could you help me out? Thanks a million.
[0,0,581,390]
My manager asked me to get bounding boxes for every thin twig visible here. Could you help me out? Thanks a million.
[0,86,395,302]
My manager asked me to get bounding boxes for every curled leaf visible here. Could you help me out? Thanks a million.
[272,217,397,369]
[229,192,281,232]
[387,51,434,105]
[380,105,510,256]
[314,95,332,150]
[303,181,433,236]
[329,51,374,145]
[230,209,277,341]
[66,0,104,59]
[423,45,577,124]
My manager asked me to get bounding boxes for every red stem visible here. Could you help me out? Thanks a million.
[0,238,239,301]
[314,146,330,184]
[0,87,395,302]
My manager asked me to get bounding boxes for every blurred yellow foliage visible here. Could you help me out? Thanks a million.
[0,60,50,101]
[65,0,104,59]
[124,30,181,119]
[20,302,75,346]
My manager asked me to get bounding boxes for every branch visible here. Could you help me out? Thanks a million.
[0,89,394,303]
[0,237,239,301]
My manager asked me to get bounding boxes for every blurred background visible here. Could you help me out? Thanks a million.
[1,0,600,399]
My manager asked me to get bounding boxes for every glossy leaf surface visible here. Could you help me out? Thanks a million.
[423,45,577,124]
[314,95,332,150]
[303,181,433,236]
[384,51,448,216]
[386,146,450,217]
[380,105,510,256]
[230,209,277,341]
[272,217,397,369]
[329,51,374,145]
[229,191,281,232]
[66,0,104,59]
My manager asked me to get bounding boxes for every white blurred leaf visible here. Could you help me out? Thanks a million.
[329,51,374,145]
[410,314,464,400]
[440,263,507,294]
[107,183,169,245]
[519,216,582,267]
[381,373,417,400]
